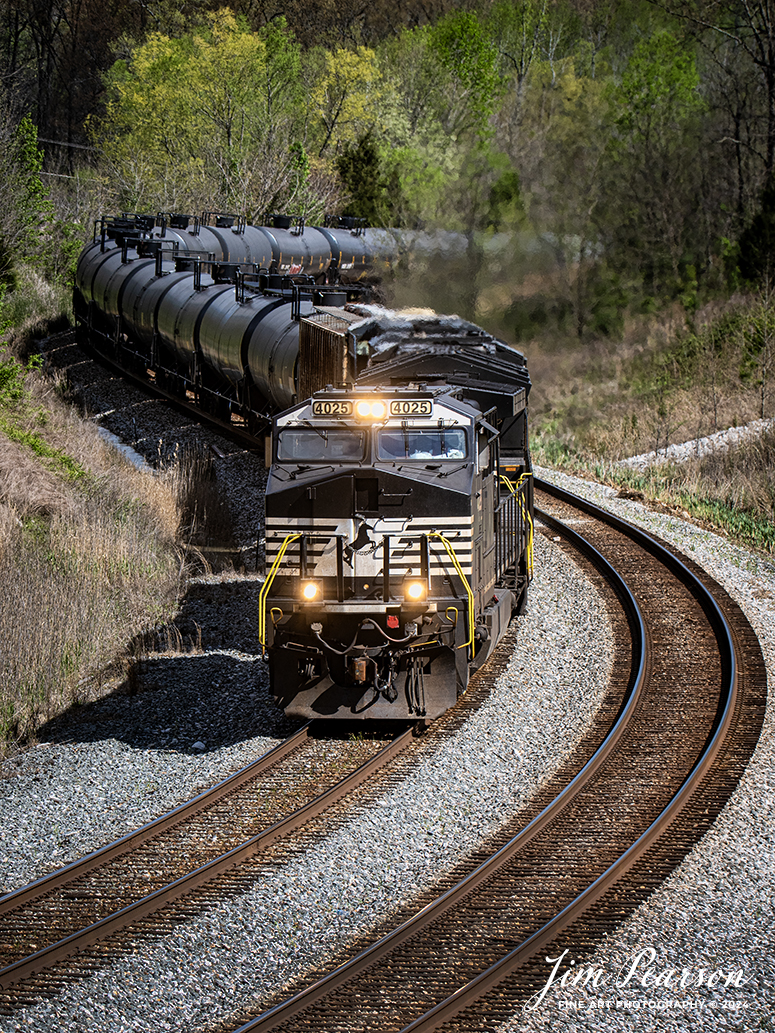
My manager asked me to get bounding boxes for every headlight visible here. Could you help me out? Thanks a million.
[355,399,387,420]
[403,578,427,602]
[301,579,321,601]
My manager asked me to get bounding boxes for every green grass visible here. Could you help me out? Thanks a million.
[532,434,775,554]
[0,347,86,479]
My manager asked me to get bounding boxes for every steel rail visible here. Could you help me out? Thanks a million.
[392,478,739,1030]
[0,724,415,991]
[231,510,648,1032]
[0,722,313,915]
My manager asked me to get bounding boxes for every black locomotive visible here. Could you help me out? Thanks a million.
[73,212,533,721]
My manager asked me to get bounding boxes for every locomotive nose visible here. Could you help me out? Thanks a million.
[348,521,375,552]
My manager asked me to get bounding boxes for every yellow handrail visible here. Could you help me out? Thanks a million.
[259,533,301,651]
[500,472,534,578]
[428,531,475,654]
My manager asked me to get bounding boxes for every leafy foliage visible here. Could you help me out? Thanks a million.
[602,31,705,295]
[335,133,405,225]
[0,347,83,478]
[428,11,501,132]
[0,112,52,285]
[3,0,775,335]
[96,13,307,218]
[310,45,381,158]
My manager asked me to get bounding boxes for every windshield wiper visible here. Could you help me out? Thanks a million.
[302,420,328,441]
[289,463,335,480]
[438,462,469,478]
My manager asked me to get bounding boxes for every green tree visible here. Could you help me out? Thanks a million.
[309,45,382,158]
[0,107,51,285]
[601,30,706,294]
[504,50,613,335]
[428,10,502,136]
[486,0,550,146]
[368,18,510,230]
[334,132,404,225]
[94,12,307,218]
[656,0,775,176]
[371,27,459,224]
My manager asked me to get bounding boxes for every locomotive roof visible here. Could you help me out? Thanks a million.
[344,304,520,359]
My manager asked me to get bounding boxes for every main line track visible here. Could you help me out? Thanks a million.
[0,615,524,1014]
[214,478,766,1033]
[0,479,765,1030]
[0,725,413,1009]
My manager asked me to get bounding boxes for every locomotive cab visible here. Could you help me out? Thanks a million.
[262,383,532,720]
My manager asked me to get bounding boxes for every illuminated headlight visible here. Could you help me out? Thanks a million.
[403,578,427,602]
[301,579,322,601]
[355,399,387,420]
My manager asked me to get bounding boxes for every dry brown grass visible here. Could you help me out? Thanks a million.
[530,294,775,550]
[0,337,222,755]
[673,429,775,523]
[0,499,181,748]
[0,435,72,522]
[530,293,772,452]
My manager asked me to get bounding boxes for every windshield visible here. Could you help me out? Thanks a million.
[378,428,467,461]
[276,427,366,462]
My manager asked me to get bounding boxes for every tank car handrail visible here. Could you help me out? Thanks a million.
[236,268,271,303]
[323,213,366,235]
[201,210,245,233]
[154,243,176,276]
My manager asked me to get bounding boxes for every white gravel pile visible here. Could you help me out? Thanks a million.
[619,417,775,472]
[496,468,775,1033]
[0,532,613,1032]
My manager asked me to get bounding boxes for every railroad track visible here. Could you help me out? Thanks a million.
[208,477,766,1033]
[0,724,414,1011]
[0,623,522,1016]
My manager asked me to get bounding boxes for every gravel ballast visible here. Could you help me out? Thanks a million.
[0,646,290,897]
[618,417,775,471]
[3,337,772,1030]
[494,468,774,1033]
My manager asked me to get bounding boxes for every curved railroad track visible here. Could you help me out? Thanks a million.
[208,477,766,1033]
[0,618,526,1016]
[0,724,412,1011]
